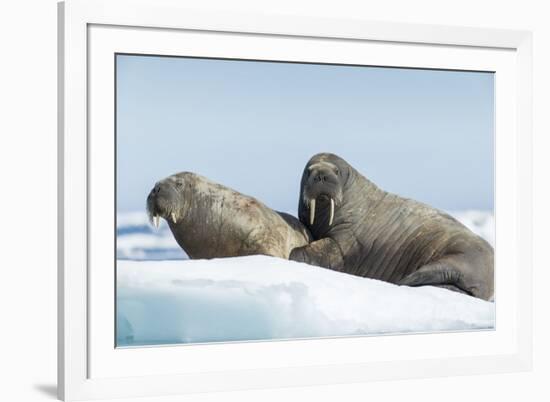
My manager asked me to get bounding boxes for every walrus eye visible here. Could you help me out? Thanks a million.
[335,168,340,175]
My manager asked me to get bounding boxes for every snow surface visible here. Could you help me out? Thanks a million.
[117,255,495,346]
[116,210,494,260]
[116,210,495,346]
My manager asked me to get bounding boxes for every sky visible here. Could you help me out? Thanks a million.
[116,54,494,214]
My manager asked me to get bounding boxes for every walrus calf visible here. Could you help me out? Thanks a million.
[146,172,311,259]
[289,153,494,300]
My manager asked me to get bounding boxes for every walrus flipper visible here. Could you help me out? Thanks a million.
[398,260,473,297]
[290,238,344,271]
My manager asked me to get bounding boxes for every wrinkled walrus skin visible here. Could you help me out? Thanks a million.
[147,172,312,259]
[289,153,494,300]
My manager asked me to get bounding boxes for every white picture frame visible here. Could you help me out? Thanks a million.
[58,0,533,400]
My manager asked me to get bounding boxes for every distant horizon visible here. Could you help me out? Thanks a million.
[116,55,494,214]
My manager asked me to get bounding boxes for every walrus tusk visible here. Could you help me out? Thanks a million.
[154,215,160,228]
[171,212,177,224]
[309,198,316,225]
[329,198,334,226]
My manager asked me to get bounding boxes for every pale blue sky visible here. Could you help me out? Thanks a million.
[116,55,494,214]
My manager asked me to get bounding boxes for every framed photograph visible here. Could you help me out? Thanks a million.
[58,0,533,400]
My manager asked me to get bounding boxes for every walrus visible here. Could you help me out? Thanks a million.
[146,172,311,259]
[289,153,494,300]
